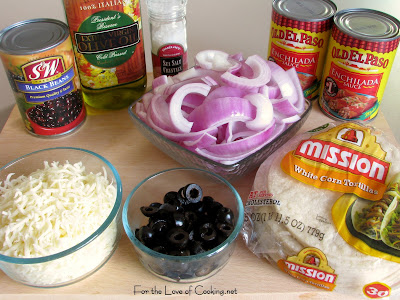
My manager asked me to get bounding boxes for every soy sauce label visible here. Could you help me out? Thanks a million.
[152,44,187,77]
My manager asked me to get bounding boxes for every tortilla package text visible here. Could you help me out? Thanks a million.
[242,122,400,298]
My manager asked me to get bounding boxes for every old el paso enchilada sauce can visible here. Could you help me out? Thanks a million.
[319,9,400,121]
[0,19,86,137]
[268,0,336,100]
[63,0,147,110]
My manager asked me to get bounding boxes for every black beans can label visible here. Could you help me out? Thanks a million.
[0,19,85,137]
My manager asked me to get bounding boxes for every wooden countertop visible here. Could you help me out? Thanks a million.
[0,78,397,300]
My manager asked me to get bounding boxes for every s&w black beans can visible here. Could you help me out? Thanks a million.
[0,18,85,137]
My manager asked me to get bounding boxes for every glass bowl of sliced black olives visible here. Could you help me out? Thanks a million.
[122,167,244,283]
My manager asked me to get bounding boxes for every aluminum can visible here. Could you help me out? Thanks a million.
[319,9,400,121]
[268,0,336,100]
[0,18,85,137]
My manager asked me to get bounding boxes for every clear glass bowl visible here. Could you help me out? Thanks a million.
[128,97,311,181]
[122,167,244,283]
[0,147,123,288]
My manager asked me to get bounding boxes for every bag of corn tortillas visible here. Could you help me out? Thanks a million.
[242,122,400,298]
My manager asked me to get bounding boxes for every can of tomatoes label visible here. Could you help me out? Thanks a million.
[319,9,400,121]
[0,18,85,137]
[268,0,336,100]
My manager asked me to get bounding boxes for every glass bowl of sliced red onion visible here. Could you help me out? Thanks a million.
[129,50,311,181]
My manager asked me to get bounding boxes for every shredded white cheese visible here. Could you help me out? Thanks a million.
[0,161,119,286]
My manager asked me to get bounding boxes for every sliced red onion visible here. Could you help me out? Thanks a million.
[140,92,154,111]
[152,75,169,89]
[146,112,218,143]
[164,77,205,96]
[229,53,244,62]
[258,85,269,98]
[182,132,217,148]
[203,120,275,156]
[181,105,194,115]
[224,121,256,143]
[237,61,254,78]
[206,86,247,101]
[201,76,219,87]
[148,94,174,131]
[194,120,286,164]
[244,93,274,131]
[153,77,174,95]
[182,93,206,108]
[270,97,302,115]
[172,67,200,82]
[134,50,306,165]
[221,55,271,89]
[194,127,280,164]
[267,84,281,99]
[173,67,224,85]
[286,67,305,112]
[280,114,301,124]
[195,50,240,72]
[169,83,211,133]
[187,97,256,131]
[135,102,147,120]
[267,61,297,105]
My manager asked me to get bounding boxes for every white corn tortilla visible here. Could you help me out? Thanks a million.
[244,123,400,296]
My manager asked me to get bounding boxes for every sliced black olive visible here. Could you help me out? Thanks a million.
[184,211,198,231]
[150,219,169,235]
[140,205,159,217]
[198,223,217,243]
[216,222,234,237]
[194,263,215,277]
[137,226,155,247]
[172,212,186,228]
[167,228,189,249]
[149,202,162,208]
[187,229,195,241]
[163,191,182,206]
[184,201,204,214]
[168,249,191,256]
[152,245,168,254]
[190,240,206,255]
[203,198,223,219]
[216,207,234,225]
[135,183,236,258]
[157,203,179,221]
[183,183,203,204]
[178,187,188,206]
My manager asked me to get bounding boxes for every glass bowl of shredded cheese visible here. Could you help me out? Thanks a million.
[0,147,123,287]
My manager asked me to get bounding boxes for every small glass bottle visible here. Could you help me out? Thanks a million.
[146,0,188,78]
